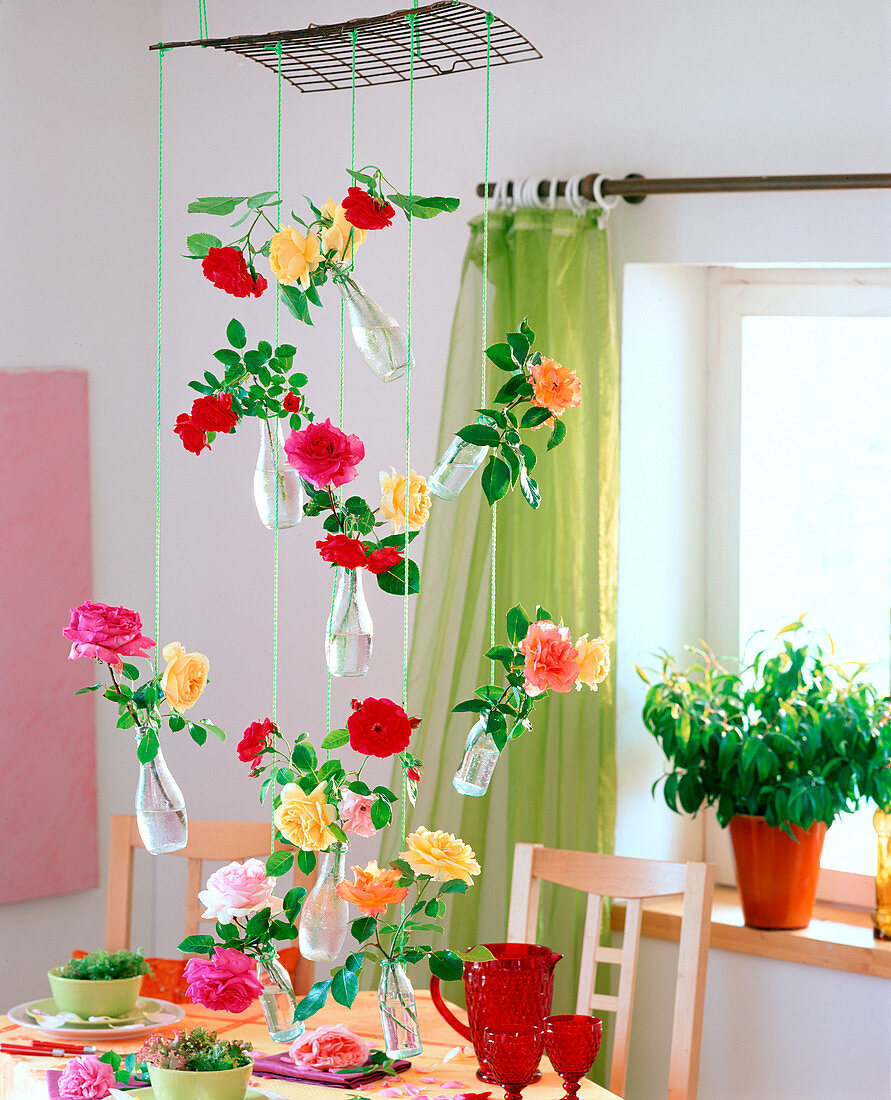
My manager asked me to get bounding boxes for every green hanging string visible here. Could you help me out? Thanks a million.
[270,41,282,854]
[482,13,496,682]
[155,47,167,675]
[197,0,209,40]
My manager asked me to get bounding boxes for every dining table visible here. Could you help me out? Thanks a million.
[1,990,619,1100]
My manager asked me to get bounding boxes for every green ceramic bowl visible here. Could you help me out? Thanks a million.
[47,968,143,1018]
[147,1064,253,1100]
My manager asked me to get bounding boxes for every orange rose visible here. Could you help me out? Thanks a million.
[160,641,209,712]
[336,861,410,916]
[575,634,610,689]
[530,356,581,419]
[399,826,480,885]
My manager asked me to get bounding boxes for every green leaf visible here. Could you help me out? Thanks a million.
[438,879,469,895]
[547,416,567,450]
[280,284,314,326]
[185,232,222,258]
[461,944,497,962]
[535,605,553,622]
[506,603,530,645]
[168,713,185,732]
[485,342,517,372]
[520,406,553,430]
[451,699,489,715]
[350,915,377,942]
[75,684,102,694]
[456,424,500,448]
[248,191,278,208]
[344,951,366,973]
[375,556,420,597]
[265,850,294,878]
[203,723,227,742]
[519,467,542,509]
[297,849,317,875]
[283,886,307,917]
[481,455,511,505]
[121,662,141,681]
[188,196,247,216]
[370,799,392,829]
[330,966,359,1007]
[506,330,531,364]
[116,712,136,729]
[136,731,159,764]
[321,727,350,750]
[226,318,247,349]
[372,785,398,803]
[428,949,464,981]
[485,644,515,668]
[291,742,318,772]
[294,978,331,1020]
[187,722,207,746]
[499,443,521,486]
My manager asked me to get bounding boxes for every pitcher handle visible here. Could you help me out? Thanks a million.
[429,976,472,1041]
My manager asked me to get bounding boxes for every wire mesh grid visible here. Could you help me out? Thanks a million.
[150,2,541,92]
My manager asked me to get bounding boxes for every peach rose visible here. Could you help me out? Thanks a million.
[340,791,378,838]
[379,468,431,534]
[320,198,367,262]
[274,782,337,851]
[530,356,581,418]
[269,226,322,289]
[519,620,579,697]
[399,826,480,885]
[289,1024,369,1070]
[575,634,610,690]
[160,641,209,712]
[336,860,409,916]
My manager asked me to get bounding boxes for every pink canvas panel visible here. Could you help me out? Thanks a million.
[0,370,97,903]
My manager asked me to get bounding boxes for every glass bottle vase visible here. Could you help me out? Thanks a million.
[337,272,411,383]
[872,806,891,940]
[298,844,349,962]
[134,740,188,855]
[326,566,373,677]
[428,435,489,501]
[378,960,423,1058]
[255,952,304,1043]
[452,718,501,797]
[254,418,304,529]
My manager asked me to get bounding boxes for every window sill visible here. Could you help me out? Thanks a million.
[611,885,891,979]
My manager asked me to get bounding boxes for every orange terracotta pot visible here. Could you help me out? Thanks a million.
[728,815,827,930]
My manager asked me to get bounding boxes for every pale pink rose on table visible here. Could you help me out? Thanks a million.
[183,946,263,1013]
[58,1055,116,1098]
[199,858,283,924]
[519,620,580,696]
[288,1024,370,1069]
[62,601,155,668]
[340,790,378,838]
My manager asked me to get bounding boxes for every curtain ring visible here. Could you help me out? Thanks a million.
[505,178,518,211]
[592,174,620,219]
[491,178,507,211]
[521,177,548,209]
[565,175,590,217]
[547,178,559,209]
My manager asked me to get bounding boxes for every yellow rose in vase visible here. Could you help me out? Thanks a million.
[399,826,480,885]
[269,226,322,289]
[320,197,367,262]
[160,641,209,712]
[274,782,337,851]
[379,468,431,534]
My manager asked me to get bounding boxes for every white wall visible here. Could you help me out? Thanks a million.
[2,2,890,1096]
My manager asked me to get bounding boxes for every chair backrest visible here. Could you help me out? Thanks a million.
[507,843,714,1100]
[106,815,315,995]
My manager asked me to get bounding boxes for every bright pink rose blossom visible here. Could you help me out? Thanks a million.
[58,1055,116,1098]
[519,620,580,696]
[198,859,281,924]
[288,1024,370,1070]
[63,601,155,668]
[340,791,378,838]
[183,947,263,1013]
[284,418,365,489]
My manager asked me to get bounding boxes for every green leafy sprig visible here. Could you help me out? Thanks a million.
[98,1050,147,1086]
[347,164,460,221]
[186,191,281,278]
[59,949,149,981]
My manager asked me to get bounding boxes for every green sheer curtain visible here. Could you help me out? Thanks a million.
[391,207,619,1016]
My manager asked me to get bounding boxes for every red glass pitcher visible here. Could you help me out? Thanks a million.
[429,943,563,1083]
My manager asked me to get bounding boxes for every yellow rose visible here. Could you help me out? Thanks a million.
[399,826,480,885]
[269,226,322,289]
[575,634,610,689]
[320,197,366,262]
[274,782,337,851]
[160,641,209,712]
[379,468,431,534]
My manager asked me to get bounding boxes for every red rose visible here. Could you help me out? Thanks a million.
[283,392,302,414]
[341,187,395,231]
[407,765,422,782]
[174,413,209,455]
[316,534,369,569]
[201,247,267,298]
[284,418,365,490]
[347,697,413,758]
[364,545,404,575]
[237,718,274,771]
[190,392,239,433]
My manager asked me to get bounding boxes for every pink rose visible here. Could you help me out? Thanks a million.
[58,1055,116,1098]
[198,858,282,924]
[519,620,580,696]
[288,1024,370,1070]
[62,601,155,668]
[183,947,263,1013]
[284,418,365,489]
[340,791,378,838]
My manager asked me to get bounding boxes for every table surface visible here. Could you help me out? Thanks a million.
[1,990,618,1100]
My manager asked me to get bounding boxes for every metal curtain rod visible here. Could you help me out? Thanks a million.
[475,172,891,205]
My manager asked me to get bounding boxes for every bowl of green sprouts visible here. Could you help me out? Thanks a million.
[138,1028,253,1100]
[48,949,150,1018]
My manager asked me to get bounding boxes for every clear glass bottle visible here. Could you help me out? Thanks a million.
[298,843,349,962]
[428,435,489,501]
[254,418,304,529]
[872,806,891,940]
[134,741,188,854]
[326,566,373,677]
[378,960,423,1058]
[452,718,501,797]
[337,272,411,383]
[255,951,304,1043]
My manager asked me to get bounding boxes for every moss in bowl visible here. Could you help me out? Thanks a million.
[138,1028,253,1100]
[48,949,150,1018]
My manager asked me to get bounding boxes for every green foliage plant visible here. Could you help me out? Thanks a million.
[641,621,891,834]
[59,949,149,981]
[137,1028,252,1071]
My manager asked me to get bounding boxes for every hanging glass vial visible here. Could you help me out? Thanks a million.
[254,951,304,1043]
[254,418,304,530]
[326,566,373,677]
[378,960,423,1058]
[337,272,411,383]
[452,718,501,797]
[134,736,188,855]
[298,843,349,962]
[428,435,490,501]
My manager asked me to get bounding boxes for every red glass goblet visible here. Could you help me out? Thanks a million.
[481,1024,545,1100]
[544,1014,603,1099]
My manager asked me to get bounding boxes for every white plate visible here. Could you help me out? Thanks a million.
[6,997,184,1040]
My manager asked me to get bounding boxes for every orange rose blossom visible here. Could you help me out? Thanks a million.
[336,861,410,916]
[530,356,582,418]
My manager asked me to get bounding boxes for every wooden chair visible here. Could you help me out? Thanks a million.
[105,815,315,996]
[508,843,714,1100]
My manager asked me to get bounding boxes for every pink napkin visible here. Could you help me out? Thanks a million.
[250,1051,411,1087]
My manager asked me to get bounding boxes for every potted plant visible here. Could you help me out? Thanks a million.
[48,949,149,1018]
[138,1028,253,1100]
[642,622,891,929]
